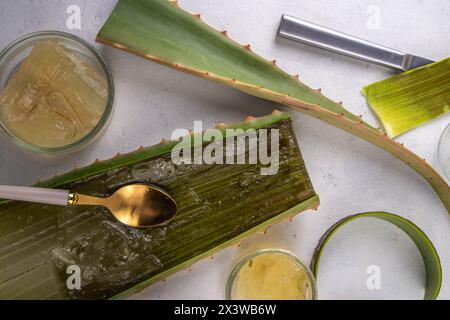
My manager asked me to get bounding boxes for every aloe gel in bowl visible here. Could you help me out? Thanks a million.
[0,31,114,153]
[226,249,317,300]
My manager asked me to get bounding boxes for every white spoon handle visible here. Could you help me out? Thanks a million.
[0,185,69,206]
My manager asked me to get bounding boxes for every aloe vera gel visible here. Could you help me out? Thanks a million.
[0,40,108,148]
[227,250,317,300]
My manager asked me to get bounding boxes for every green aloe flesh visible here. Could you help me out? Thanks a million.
[363,58,450,138]
[97,0,450,212]
[0,113,319,299]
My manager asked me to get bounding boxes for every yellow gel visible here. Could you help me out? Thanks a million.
[0,40,107,148]
[234,252,313,300]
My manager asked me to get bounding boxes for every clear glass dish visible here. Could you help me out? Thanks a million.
[226,248,318,300]
[0,31,114,153]
[438,122,450,181]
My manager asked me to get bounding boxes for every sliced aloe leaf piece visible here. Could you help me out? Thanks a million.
[363,58,450,138]
[0,112,319,299]
[311,212,442,300]
[96,0,450,212]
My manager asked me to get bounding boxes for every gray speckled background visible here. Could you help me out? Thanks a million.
[0,0,449,300]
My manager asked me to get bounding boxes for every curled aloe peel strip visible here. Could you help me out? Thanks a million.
[0,112,319,299]
[310,212,442,300]
[96,0,450,212]
[363,58,450,138]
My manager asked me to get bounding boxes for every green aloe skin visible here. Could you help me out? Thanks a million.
[311,212,442,300]
[0,113,319,299]
[97,0,449,212]
[363,58,450,138]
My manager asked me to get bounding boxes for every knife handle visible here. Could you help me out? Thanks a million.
[277,14,407,71]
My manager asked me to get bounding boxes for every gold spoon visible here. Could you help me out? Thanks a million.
[0,183,178,228]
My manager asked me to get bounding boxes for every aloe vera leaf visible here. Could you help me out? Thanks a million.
[363,58,450,138]
[96,0,450,212]
[311,212,442,300]
[0,112,319,299]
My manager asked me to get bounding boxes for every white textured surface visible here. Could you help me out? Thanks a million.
[0,0,449,300]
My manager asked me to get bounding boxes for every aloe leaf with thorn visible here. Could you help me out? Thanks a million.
[96,0,450,212]
[0,112,318,299]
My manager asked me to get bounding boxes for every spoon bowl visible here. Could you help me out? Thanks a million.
[108,184,178,227]
[73,184,178,228]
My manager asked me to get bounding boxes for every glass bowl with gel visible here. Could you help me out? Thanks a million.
[0,31,114,153]
[226,249,318,300]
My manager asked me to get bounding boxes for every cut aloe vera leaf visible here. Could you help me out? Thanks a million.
[0,112,319,299]
[96,0,450,212]
[311,212,442,300]
[363,58,450,138]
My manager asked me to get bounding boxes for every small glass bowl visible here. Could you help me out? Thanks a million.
[226,248,318,300]
[0,31,114,153]
[438,122,450,181]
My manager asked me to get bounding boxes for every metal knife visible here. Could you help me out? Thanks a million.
[277,14,434,72]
